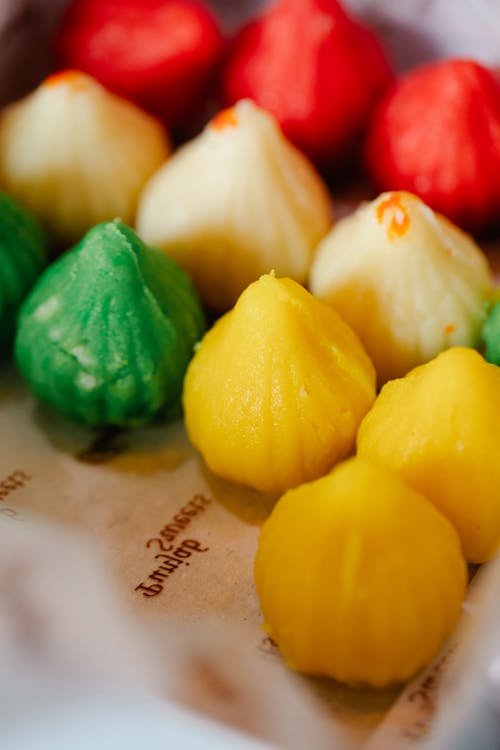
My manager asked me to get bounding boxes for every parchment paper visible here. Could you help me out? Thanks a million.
[0,360,405,745]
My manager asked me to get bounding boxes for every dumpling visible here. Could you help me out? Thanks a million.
[309,191,494,384]
[137,100,332,311]
[0,70,170,246]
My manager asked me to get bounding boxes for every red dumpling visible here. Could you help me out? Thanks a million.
[221,0,393,170]
[54,0,224,134]
[364,58,500,233]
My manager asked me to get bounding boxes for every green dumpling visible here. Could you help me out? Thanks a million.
[15,220,206,427]
[483,299,500,366]
[0,191,47,348]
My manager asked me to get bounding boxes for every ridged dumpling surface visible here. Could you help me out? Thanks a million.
[309,191,494,384]
[481,301,500,366]
[15,220,205,427]
[0,191,47,348]
[183,273,376,494]
[137,100,332,310]
[0,70,170,246]
[254,456,467,687]
[357,347,500,563]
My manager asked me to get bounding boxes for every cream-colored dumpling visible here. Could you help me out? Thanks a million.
[0,70,170,246]
[309,191,494,384]
[136,100,332,310]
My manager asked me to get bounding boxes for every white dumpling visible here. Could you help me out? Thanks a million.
[0,70,170,246]
[309,191,494,384]
[136,99,332,310]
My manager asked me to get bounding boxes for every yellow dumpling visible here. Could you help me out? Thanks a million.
[358,347,500,563]
[183,273,376,495]
[254,456,467,687]
[309,191,494,384]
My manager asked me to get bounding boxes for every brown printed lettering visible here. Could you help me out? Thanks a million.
[134,494,212,598]
[0,470,32,503]
[146,537,169,553]
[134,582,163,597]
